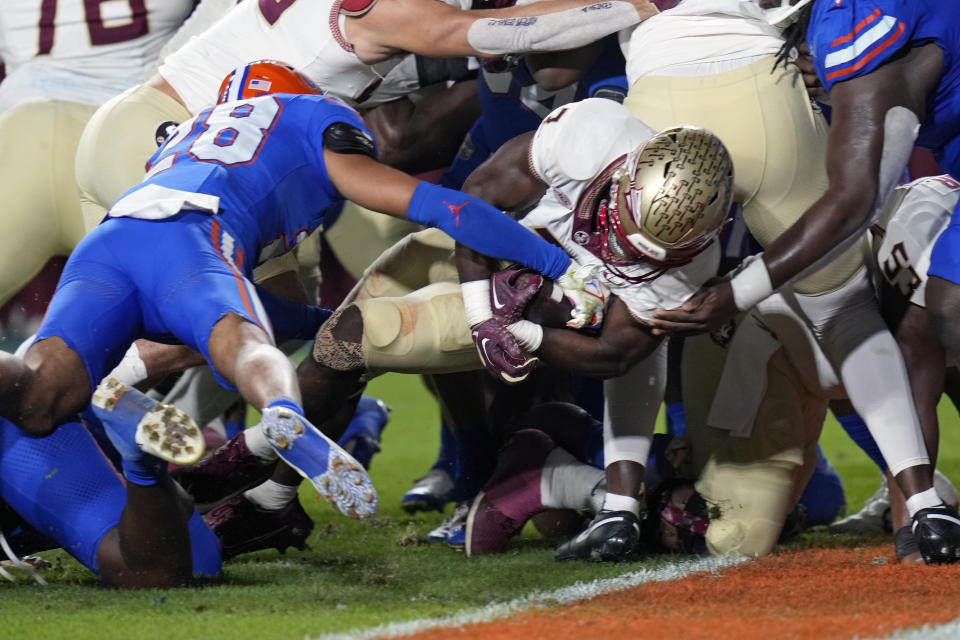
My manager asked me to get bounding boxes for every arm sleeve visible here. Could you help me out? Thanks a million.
[466,1,642,56]
[405,181,570,279]
[255,285,333,340]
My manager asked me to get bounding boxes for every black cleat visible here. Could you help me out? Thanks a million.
[204,495,314,560]
[912,505,960,564]
[171,433,276,512]
[555,510,640,563]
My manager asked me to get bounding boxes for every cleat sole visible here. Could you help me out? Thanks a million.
[261,408,378,519]
[92,377,204,466]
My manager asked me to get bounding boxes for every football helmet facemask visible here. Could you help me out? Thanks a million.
[218,60,320,104]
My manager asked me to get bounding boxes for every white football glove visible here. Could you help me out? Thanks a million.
[556,262,609,329]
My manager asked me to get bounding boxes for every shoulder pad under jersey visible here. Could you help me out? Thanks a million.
[531,98,654,184]
[807,0,916,92]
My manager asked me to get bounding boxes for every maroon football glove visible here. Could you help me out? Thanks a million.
[471,318,539,384]
[490,268,543,323]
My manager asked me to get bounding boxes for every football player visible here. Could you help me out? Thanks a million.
[298,97,734,562]
[398,36,631,515]
[0,62,577,522]
[612,0,960,564]
[0,409,222,589]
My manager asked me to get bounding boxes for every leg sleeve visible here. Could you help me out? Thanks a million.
[789,271,929,475]
[187,508,222,577]
[602,341,666,467]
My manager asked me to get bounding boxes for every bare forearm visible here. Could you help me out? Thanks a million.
[536,325,659,378]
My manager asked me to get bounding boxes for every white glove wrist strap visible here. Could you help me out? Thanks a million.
[462,279,493,327]
[730,255,774,311]
[508,320,544,352]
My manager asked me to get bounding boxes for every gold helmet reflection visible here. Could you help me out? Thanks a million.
[604,126,734,269]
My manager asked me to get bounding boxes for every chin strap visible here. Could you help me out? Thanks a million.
[598,200,684,284]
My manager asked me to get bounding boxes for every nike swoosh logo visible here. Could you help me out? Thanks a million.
[479,337,494,360]
[491,285,507,310]
[573,515,626,543]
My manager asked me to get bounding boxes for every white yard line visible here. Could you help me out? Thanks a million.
[874,617,960,640]
[311,555,749,640]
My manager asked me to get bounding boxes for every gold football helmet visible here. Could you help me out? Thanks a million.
[603,125,734,271]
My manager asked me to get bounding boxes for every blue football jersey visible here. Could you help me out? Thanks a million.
[114,93,374,270]
[806,0,960,175]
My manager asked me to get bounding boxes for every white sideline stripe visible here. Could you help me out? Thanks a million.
[874,616,960,639]
[311,555,748,640]
[823,15,897,68]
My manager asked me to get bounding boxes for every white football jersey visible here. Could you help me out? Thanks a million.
[621,0,782,81]
[875,175,960,307]
[522,99,721,323]
[159,0,404,114]
[0,0,194,110]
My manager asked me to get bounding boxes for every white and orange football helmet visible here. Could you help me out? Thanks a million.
[600,125,734,279]
[217,60,320,104]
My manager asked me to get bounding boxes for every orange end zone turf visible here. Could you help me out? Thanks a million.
[405,546,960,640]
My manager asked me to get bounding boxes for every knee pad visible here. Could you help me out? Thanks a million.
[355,282,478,376]
[699,457,797,556]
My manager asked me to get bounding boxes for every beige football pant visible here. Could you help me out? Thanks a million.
[624,56,863,295]
[682,331,824,557]
[76,84,191,232]
[0,100,95,305]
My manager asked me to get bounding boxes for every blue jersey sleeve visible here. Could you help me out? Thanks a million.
[807,0,917,92]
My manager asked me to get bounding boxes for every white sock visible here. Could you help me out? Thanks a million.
[244,425,279,463]
[244,479,299,511]
[906,487,944,518]
[602,492,641,516]
[106,343,148,386]
[540,448,605,512]
[588,478,606,515]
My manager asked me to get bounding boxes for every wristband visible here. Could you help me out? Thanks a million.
[461,280,493,327]
[730,255,774,311]
[507,320,543,352]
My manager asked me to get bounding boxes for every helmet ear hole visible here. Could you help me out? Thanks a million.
[661,161,672,178]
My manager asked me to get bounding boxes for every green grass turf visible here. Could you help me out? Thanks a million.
[3,373,959,638]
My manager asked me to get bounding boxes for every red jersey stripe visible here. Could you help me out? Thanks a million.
[831,7,882,48]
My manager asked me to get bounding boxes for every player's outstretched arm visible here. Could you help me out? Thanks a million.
[649,44,942,335]
[324,148,570,279]
[348,0,658,62]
